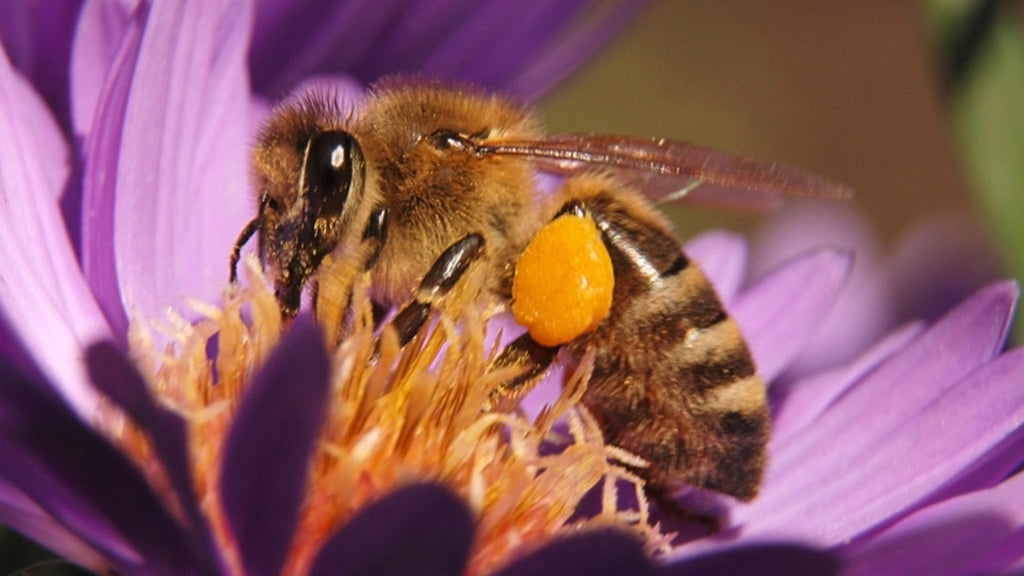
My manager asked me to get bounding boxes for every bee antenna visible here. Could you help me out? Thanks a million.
[229,216,261,284]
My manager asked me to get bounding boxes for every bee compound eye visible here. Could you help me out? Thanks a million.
[304,130,355,206]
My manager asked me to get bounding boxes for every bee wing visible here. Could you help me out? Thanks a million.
[480,133,852,211]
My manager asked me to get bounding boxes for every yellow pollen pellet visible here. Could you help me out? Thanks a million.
[512,214,614,347]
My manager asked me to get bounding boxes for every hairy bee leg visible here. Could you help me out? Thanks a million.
[311,207,387,297]
[360,207,389,270]
[489,199,591,399]
[313,207,388,338]
[229,216,260,284]
[489,333,559,399]
[389,233,485,346]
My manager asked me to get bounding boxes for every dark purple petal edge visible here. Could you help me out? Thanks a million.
[510,0,653,100]
[0,481,109,572]
[310,483,473,576]
[85,341,222,575]
[492,529,654,576]
[662,542,840,576]
[843,471,1024,576]
[220,315,331,576]
[0,0,84,133]
[250,0,649,101]
[0,357,201,574]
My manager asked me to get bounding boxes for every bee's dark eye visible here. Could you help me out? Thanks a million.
[304,130,356,212]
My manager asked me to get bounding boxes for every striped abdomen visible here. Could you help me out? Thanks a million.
[569,187,769,500]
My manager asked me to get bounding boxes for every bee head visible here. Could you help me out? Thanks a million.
[249,119,366,317]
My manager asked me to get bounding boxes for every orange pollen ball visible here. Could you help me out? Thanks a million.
[512,214,615,347]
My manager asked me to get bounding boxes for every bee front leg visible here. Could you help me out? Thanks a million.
[314,207,389,340]
[228,216,261,285]
[388,233,485,346]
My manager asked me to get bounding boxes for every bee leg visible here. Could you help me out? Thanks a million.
[313,207,389,340]
[360,208,394,327]
[389,233,485,346]
[229,215,261,284]
[490,333,559,399]
[488,199,590,400]
[360,206,389,271]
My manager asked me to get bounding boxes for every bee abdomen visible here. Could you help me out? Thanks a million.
[572,184,769,501]
[583,273,768,500]
[667,314,757,391]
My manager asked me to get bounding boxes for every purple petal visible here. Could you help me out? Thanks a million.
[766,282,1015,480]
[493,530,654,576]
[843,472,1024,576]
[685,230,748,306]
[0,316,38,389]
[750,202,895,379]
[221,315,331,576]
[734,282,1021,543]
[662,543,839,576]
[0,479,109,572]
[0,44,111,416]
[310,483,473,576]
[733,248,852,381]
[81,0,254,333]
[69,0,136,138]
[85,340,220,574]
[935,421,1024,502]
[250,0,646,100]
[770,320,923,443]
[0,0,84,132]
[406,2,596,93]
[507,1,652,100]
[79,6,141,335]
[250,0,394,96]
[772,346,1024,542]
[0,360,202,573]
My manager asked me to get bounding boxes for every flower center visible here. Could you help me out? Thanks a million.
[106,261,670,575]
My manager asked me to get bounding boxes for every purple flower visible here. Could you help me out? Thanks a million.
[2,1,1024,575]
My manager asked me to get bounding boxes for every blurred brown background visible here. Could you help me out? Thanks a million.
[539,2,972,245]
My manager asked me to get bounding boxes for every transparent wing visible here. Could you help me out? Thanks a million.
[478,133,852,211]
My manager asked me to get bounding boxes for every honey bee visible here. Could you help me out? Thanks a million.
[230,77,850,507]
